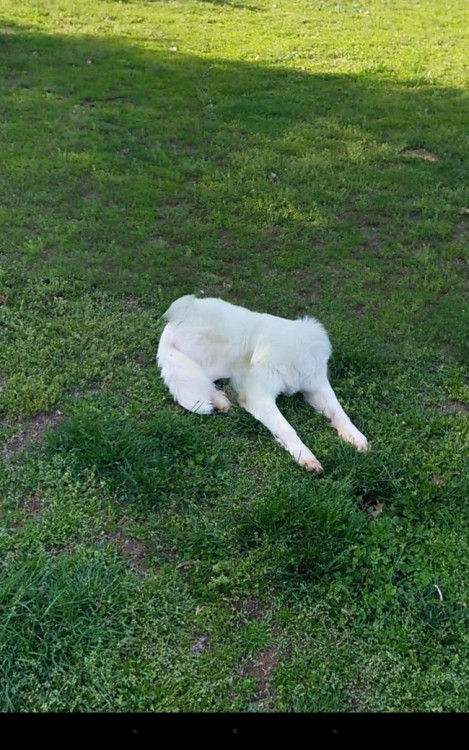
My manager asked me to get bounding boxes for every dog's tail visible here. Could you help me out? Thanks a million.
[157,324,230,415]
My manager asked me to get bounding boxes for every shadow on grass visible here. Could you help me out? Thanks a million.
[45,404,232,507]
[1,24,467,294]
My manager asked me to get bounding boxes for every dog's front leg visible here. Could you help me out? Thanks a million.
[240,391,323,472]
[304,380,368,452]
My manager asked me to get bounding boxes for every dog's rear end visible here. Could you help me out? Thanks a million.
[157,297,231,414]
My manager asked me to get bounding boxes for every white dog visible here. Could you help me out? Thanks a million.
[157,295,368,472]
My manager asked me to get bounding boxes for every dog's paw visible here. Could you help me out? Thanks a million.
[298,452,323,473]
[213,390,231,413]
[354,435,369,452]
[339,427,369,452]
[304,458,324,473]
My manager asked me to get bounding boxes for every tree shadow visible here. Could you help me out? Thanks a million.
[1,21,467,352]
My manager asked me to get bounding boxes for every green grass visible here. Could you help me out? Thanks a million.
[1,0,468,712]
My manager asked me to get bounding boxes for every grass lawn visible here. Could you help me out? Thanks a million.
[0,0,468,712]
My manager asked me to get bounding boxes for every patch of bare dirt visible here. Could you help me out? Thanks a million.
[107,530,149,572]
[190,635,210,654]
[245,645,280,685]
[353,303,367,317]
[71,387,100,399]
[402,148,439,163]
[236,597,271,622]
[2,411,63,456]
[122,295,140,308]
[442,399,468,414]
[454,222,469,241]
[235,598,285,706]
[244,645,281,703]
[161,199,189,213]
[218,229,236,249]
[347,680,370,712]
[357,221,394,252]
[22,494,43,520]
[168,139,197,155]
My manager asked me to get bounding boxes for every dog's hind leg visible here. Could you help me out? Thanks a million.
[303,379,368,451]
[239,388,323,472]
[157,325,231,414]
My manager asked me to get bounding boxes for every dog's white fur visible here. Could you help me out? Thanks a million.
[157,295,368,471]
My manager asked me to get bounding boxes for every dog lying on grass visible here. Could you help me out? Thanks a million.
[157,295,368,471]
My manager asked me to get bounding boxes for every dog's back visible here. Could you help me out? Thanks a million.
[163,295,257,345]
